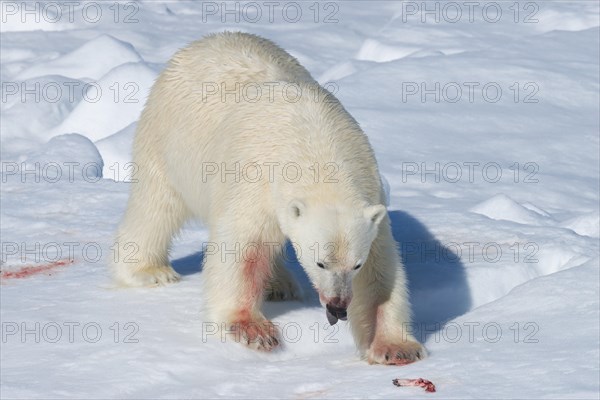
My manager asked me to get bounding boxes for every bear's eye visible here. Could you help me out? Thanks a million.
[317,262,325,269]
[353,263,362,270]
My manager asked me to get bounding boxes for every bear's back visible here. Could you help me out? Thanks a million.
[166,31,315,85]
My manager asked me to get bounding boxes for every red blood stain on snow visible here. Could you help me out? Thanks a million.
[0,259,74,280]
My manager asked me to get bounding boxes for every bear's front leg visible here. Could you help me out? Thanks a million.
[352,281,425,365]
[350,222,426,365]
[203,238,281,352]
[365,297,426,365]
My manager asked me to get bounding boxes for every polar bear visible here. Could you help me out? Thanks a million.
[112,32,425,365]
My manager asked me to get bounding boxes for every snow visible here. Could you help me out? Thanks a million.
[1,1,599,399]
[48,61,157,141]
[95,122,136,181]
[17,35,144,81]
[470,193,552,225]
[23,133,104,181]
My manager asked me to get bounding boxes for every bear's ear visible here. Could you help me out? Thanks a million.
[289,199,306,219]
[364,204,387,227]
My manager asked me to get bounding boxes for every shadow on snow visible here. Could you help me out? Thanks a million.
[171,210,472,343]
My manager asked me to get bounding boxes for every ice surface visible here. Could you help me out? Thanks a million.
[1,1,598,399]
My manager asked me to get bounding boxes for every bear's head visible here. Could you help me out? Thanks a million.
[279,199,387,325]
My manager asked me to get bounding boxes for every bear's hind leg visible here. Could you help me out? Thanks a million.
[265,253,301,301]
[112,174,189,287]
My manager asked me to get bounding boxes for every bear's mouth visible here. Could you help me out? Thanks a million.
[325,304,347,325]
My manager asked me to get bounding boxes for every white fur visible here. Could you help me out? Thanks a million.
[112,32,425,363]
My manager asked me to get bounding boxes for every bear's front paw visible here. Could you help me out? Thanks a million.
[115,265,180,287]
[367,339,426,365]
[230,319,280,352]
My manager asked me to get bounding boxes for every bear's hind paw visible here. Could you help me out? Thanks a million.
[265,278,300,301]
[115,265,180,287]
[265,267,301,302]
